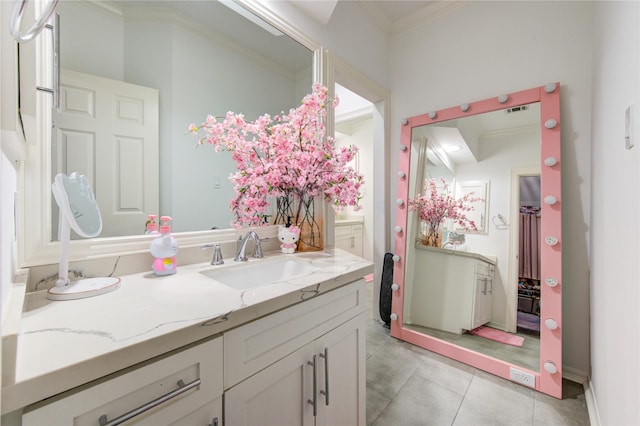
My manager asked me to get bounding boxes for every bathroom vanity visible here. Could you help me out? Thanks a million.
[2,249,372,425]
[406,245,496,334]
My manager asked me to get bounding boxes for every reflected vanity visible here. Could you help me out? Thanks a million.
[391,84,562,398]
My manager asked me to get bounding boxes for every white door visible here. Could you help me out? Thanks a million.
[225,343,316,426]
[316,313,366,426]
[52,69,159,238]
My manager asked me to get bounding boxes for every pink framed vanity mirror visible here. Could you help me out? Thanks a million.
[391,84,562,398]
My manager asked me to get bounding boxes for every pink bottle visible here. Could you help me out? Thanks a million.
[150,216,178,276]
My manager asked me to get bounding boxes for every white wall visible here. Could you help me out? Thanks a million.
[255,1,390,90]
[335,117,375,261]
[390,1,593,378]
[590,2,640,425]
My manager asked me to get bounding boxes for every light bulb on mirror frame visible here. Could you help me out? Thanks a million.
[544,318,558,330]
[545,118,558,129]
[543,361,558,374]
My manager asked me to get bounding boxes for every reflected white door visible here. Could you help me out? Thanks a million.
[52,70,159,238]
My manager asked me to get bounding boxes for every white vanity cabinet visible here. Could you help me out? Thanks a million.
[472,260,495,330]
[335,220,363,257]
[224,280,366,426]
[408,247,496,334]
[17,280,366,426]
[22,336,223,426]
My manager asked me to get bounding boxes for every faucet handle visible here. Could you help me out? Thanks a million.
[252,238,266,258]
[212,244,224,265]
[202,243,225,265]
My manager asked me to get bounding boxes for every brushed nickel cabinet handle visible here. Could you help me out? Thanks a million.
[319,348,329,405]
[98,378,200,426]
[307,355,317,417]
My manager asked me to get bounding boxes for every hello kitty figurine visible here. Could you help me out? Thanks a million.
[278,225,300,254]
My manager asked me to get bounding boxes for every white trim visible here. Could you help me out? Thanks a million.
[583,378,601,426]
[562,364,589,384]
[336,105,374,126]
[0,130,26,165]
[236,0,320,52]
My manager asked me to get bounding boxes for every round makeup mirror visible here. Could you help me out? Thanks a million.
[49,172,120,300]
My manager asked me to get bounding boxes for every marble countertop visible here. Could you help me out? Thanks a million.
[2,249,373,414]
[415,243,497,265]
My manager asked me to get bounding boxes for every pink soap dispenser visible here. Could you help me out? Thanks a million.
[150,216,178,276]
[145,214,159,234]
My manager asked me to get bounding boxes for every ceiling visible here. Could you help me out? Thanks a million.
[290,1,461,35]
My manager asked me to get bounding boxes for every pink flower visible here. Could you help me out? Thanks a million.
[189,84,364,227]
[408,178,482,233]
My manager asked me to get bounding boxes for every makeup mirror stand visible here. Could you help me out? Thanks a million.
[48,173,120,301]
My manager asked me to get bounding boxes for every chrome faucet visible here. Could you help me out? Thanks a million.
[201,243,224,265]
[442,241,455,249]
[234,231,263,261]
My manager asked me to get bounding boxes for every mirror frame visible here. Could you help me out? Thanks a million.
[18,0,324,267]
[391,84,562,398]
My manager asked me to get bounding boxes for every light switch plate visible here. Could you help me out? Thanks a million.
[625,104,635,150]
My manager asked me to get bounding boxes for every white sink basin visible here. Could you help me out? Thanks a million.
[200,257,321,290]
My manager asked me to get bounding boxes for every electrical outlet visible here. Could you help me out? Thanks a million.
[509,367,535,388]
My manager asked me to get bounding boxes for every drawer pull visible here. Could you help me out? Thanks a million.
[319,348,329,405]
[307,355,317,417]
[98,378,201,426]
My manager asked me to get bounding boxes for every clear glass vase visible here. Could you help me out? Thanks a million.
[273,190,323,252]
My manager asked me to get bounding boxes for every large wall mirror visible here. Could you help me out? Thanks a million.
[20,0,318,265]
[391,84,562,398]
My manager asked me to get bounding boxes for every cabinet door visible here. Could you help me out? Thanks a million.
[168,396,222,426]
[316,313,366,426]
[225,344,316,426]
[334,224,363,257]
[335,233,353,253]
[472,276,493,329]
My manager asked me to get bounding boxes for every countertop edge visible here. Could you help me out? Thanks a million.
[415,243,497,265]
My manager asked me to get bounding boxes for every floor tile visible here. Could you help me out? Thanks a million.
[372,375,463,426]
[453,373,535,426]
[365,282,590,426]
[366,386,391,425]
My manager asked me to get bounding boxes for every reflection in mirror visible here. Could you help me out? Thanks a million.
[404,104,541,372]
[51,0,313,239]
[391,85,562,398]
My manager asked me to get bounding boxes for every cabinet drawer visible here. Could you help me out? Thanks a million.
[475,260,494,276]
[23,336,223,426]
[334,225,353,237]
[224,280,366,389]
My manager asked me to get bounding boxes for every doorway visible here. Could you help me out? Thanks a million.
[334,83,374,262]
[329,57,390,322]
[507,168,541,334]
[516,174,541,337]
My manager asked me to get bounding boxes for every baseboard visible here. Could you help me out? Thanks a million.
[583,378,601,426]
[562,365,588,383]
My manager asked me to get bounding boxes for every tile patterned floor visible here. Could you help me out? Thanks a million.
[365,284,590,426]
